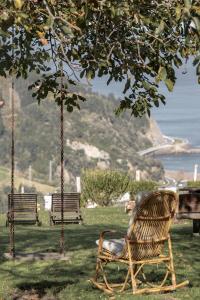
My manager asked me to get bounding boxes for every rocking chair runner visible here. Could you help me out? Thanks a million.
[91,191,189,295]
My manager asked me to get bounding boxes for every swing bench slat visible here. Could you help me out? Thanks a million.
[50,193,83,225]
[6,193,41,226]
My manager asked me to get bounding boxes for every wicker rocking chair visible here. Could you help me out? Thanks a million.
[91,191,189,295]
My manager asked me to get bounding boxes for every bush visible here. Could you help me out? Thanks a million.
[128,180,159,199]
[81,169,130,206]
[187,181,200,188]
[81,169,159,207]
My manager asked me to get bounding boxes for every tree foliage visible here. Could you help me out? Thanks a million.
[81,169,131,206]
[0,0,199,116]
[81,168,158,206]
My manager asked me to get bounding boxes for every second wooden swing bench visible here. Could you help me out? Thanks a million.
[50,192,83,225]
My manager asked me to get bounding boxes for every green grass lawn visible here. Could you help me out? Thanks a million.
[0,207,199,300]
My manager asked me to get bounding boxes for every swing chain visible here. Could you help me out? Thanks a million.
[9,27,15,258]
[60,63,65,254]
[10,76,15,258]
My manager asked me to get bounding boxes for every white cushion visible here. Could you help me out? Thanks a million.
[96,238,125,256]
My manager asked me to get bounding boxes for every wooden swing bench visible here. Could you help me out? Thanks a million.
[6,193,41,226]
[50,193,83,225]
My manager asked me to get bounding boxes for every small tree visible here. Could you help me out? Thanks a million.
[81,169,130,206]
[128,180,158,199]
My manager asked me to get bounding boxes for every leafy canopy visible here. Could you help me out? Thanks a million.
[0,0,199,116]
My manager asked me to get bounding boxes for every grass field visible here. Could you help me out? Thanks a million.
[0,207,199,300]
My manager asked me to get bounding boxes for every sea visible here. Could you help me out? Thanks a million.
[92,61,200,172]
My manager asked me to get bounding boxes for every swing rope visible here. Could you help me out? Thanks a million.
[9,26,15,258]
[9,36,66,257]
[9,71,15,258]
[60,63,65,254]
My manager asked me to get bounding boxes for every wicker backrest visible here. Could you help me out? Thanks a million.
[8,193,37,220]
[124,191,177,260]
[51,193,80,213]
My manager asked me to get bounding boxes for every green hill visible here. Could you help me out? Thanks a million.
[0,77,164,188]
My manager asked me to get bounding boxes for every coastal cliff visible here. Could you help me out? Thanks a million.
[142,118,200,156]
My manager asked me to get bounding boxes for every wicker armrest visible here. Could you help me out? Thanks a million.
[99,230,126,239]
[99,230,116,239]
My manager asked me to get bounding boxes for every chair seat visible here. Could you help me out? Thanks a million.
[96,238,125,256]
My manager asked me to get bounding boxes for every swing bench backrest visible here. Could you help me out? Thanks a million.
[7,193,39,225]
[122,190,177,261]
[50,193,82,224]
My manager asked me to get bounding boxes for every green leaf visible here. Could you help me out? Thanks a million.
[184,0,192,8]
[176,6,182,20]
[111,6,116,17]
[147,108,151,117]
[142,81,152,91]
[67,105,73,112]
[123,78,131,94]
[165,79,174,92]
[45,16,53,29]
[193,55,200,66]
[174,56,183,68]
[61,25,73,36]
[19,12,29,19]
[156,66,167,82]
[14,0,24,9]
[107,75,113,85]
[192,17,200,34]
[0,28,9,37]
[98,68,104,77]
[86,69,95,80]
[0,69,6,77]
[154,99,159,107]
[196,63,200,76]
[78,95,86,101]
[80,69,85,78]
[155,20,165,35]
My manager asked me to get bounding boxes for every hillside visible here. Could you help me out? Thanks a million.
[0,77,164,187]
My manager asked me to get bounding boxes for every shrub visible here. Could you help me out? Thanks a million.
[187,181,200,188]
[81,169,159,207]
[81,169,130,206]
[128,180,159,199]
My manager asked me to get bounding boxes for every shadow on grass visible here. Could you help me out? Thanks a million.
[0,250,100,298]
[0,223,127,254]
[12,281,68,299]
[16,280,73,298]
